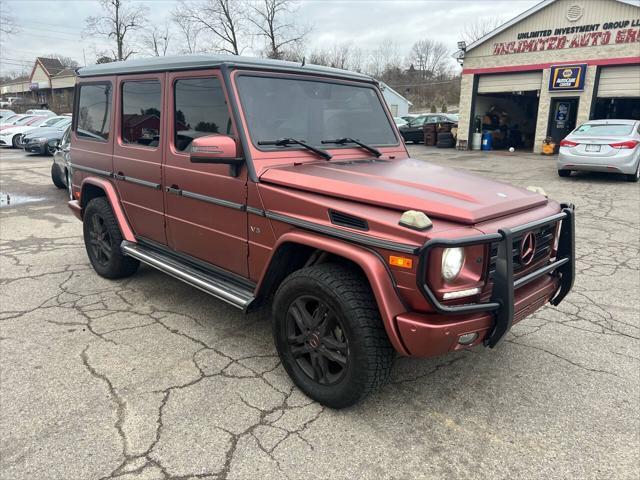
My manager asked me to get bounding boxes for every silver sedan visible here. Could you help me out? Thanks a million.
[557,119,640,182]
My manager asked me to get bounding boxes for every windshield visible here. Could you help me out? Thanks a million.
[573,123,634,136]
[236,75,398,148]
[14,116,35,126]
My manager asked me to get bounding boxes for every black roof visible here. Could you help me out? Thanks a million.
[78,54,374,83]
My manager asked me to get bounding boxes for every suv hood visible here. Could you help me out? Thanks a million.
[260,158,547,225]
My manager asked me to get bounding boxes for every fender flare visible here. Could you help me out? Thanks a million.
[78,177,136,242]
[260,231,409,355]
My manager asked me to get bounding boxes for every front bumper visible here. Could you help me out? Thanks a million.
[24,142,45,154]
[399,205,575,356]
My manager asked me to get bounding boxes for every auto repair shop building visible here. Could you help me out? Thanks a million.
[456,0,640,153]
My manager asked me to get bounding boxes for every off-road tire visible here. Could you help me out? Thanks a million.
[51,163,66,189]
[558,169,571,177]
[272,264,395,409]
[83,197,139,279]
[625,164,639,183]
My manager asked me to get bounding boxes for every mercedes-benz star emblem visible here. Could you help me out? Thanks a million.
[520,232,537,266]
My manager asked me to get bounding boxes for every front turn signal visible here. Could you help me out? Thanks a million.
[389,256,413,269]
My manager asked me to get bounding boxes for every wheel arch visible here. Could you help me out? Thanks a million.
[78,177,135,242]
[255,231,409,355]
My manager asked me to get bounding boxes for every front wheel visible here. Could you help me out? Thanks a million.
[272,264,395,409]
[51,163,66,189]
[83,197,139,279]
[11,134,21,148]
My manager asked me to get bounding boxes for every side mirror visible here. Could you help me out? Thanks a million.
[190,134,244,177]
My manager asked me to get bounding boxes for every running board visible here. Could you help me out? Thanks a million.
[121,241,255,311]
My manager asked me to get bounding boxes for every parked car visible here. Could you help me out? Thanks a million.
[68,55,575,408]
[0,116,67,148]
[558,119,640,182]
[23,118,72,155]
[51,126,72,193]
[25,109,56,117]
[399,114,458,143]
[394,116,408,127]
[0,114,29,128]
[0,109,15,121]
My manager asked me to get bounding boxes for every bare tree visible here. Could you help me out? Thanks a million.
[45,54,80,69]
[172,7,202,53]
[179,0,245,55]
[84,0,148,61]
[409,39,448,79]
[0,7,18,35]
[366,39,403,79]
[249,0,310,60]
[142,21,171,56]
[461,16,503,44]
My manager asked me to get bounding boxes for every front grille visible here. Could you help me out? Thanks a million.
[488,223,556,279]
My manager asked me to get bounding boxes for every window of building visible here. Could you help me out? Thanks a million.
[76,83,112,141]
[174,77,232,152]
[122,80,162,147]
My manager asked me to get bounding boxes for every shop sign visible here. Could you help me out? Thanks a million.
[493,19,640,55]
[549,64,587,91]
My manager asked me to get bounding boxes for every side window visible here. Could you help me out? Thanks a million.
[121,80,162,147]
[174,77,232,152]
[76,83,112,141]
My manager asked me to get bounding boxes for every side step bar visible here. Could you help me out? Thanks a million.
[121,241,255,311]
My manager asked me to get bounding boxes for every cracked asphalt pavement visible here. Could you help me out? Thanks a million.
[1,146,638,480]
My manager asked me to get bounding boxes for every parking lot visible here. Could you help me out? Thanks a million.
[0,145,638,480]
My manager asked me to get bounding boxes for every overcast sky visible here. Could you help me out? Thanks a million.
[1,0,540,77]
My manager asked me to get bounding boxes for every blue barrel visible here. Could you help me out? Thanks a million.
[481,132,493,151]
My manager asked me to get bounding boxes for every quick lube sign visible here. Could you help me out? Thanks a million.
[493,19,640,55]
[549,64,587,91]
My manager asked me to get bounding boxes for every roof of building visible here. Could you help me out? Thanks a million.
[36,57,65,76]
[1,75,29,86]
[465,0,639,53]
[78,54,375,82]
[53,68,77,78]
[379,82,413,106]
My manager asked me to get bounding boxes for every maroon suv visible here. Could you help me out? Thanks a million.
[67,55,575,408]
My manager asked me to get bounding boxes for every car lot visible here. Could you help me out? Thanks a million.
[1,146,638,480]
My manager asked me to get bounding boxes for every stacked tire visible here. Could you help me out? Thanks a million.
[424,124,437,146]
[436,131,455,148]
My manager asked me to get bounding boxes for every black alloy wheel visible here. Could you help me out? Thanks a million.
[88,212,113,268]
[46,143,57,155]
[286,295,349,386]
[82,197,139,279]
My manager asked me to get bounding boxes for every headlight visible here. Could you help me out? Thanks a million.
[32,137,48,143]
[441,247,464,281]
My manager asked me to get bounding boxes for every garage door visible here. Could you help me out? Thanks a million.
[598,65,640,98]
[477,71,543,94]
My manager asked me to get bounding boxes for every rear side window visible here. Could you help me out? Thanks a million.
[174,77,232,152]
[77,83,112,141]
[121,80,162,147]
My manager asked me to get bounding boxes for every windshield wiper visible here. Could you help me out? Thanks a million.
[258,138,332,160]
[321,137,382,157]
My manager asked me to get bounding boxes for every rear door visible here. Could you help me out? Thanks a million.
[113,74,166,244]
[163,70,249,276]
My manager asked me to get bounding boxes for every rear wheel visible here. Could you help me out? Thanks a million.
[272,264,395,409]
[83,197,139,279]
[558,169,571,177]
[51,163,65,189]
[46,143,57,155]
[11,134,21,148]
[625,164,639,183]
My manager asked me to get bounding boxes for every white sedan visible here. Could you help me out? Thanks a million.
[557,119,640,182]
[0,116,68,148]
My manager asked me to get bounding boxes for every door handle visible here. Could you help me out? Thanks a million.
[114,171,125,180]
[166,185,182,195]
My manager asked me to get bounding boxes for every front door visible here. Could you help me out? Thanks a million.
[163,70,249,277]
[548,98,579,145]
